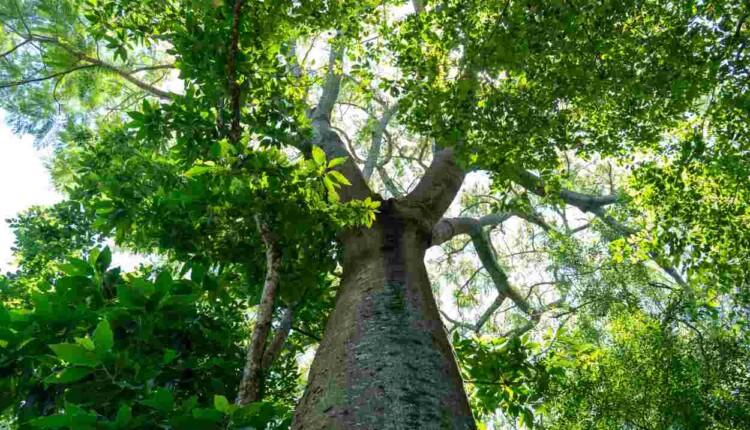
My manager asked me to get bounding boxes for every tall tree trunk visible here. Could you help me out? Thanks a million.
[292,199,476,429]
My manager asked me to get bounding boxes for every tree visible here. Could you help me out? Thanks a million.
[1,0,749,429]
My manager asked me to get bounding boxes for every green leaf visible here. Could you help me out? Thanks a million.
[65,403,97,428]
[163,348,178,364]
[60,258,93,277]
[49,344,101,367]
[74,337,95,351]
[30,415,69,429]
[184,162,216,178]
[96,246,112,273]
[328,170,351,186]
[117,284,147,308]
[155,271,173,294]
[214,394,231,414]
[115,405,132,428]
[192,408,224,423]
[311,145,326,166]
[323,177,339,203]
[327,156,346,168]
[190,264,206,283]
[142,389,174,412]
[93,320,114,353]
[214,394,229,414]
[44,367,91,384]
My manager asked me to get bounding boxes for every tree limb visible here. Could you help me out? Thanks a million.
[237,216,282,406]
[0,64,97,89]
[470,225,530,314]
[405,148,465,225]
[431,212,513,246]
[377,166,404,198]
[0,38,32,59]
[509,168,620,211]
[292,325,322,342]
[473,293,506,333]
[511,167,687,287]
[23,35,177,100]
[304,38,372,203]
[261,307,294,370]
[363,103,399,180]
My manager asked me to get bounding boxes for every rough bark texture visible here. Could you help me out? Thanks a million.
[237,217,282,406]
[262,307,294,370]
[292,198,476,429]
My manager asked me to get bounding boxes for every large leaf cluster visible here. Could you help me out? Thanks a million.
[0,247,294,429]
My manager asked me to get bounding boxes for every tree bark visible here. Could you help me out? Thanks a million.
[292,198,476,429]
[236,217,282,406]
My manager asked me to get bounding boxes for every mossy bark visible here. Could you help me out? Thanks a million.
[292,199,476,429]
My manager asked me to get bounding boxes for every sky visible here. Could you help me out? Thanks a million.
[0,111,61,271]
[0,110,151,273]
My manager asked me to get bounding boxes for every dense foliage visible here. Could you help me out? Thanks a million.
[1,0,749,428]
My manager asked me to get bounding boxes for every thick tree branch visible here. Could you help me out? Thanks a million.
[76,55,175,100]
[431,213,513,246]
[511,167,687,287]
[292,325,322,342]
[304,39,372,203]
[470,225,530,314]
[512,209,552,232]
[406,148,465,225]
[412,0,425,14]
[237,217,282,406]
[311,44,343,123]
[439,310,475,332]
[509,168,620,211]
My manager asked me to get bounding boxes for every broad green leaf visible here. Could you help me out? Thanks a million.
[142,389,173,412]
[163,348,178,364]
[44,367,92,384]
[192,408,224,423]
[155,271,173,294]
[184,161,216,177]
[96,246,112,273]
[30,415,69,429]
[327,156,346,168]
[93,320,114,353]
[213,394,231,414]
[311,145,326,166]
[328,170,351,186]
[115,405,132,428]
[60,258,93,277]
[74,337,95,351]
[49,344,101,367]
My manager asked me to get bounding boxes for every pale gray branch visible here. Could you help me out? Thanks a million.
[363,103,399,180]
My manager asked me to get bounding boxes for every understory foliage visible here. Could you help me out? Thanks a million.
[1,0,749,428]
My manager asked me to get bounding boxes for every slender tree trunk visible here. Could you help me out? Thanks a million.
[292,199,476,429]
[237,217,282,406]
